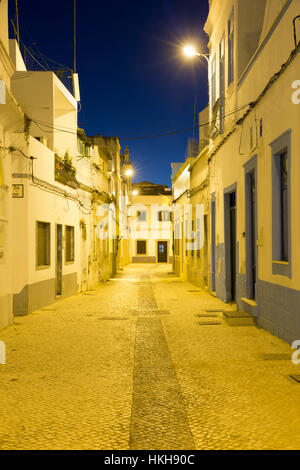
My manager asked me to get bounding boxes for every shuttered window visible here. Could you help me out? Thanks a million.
[137,240,146,255]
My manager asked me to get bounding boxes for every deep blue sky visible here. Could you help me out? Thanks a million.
[9,0,209,186]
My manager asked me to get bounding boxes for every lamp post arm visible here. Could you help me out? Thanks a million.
[197,53,209,64]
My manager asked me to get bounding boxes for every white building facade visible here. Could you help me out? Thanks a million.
[0,0,24,330]
[130,182,173,264]
[0,1,133,327]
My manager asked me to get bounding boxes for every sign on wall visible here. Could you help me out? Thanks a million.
[12,184,24,198]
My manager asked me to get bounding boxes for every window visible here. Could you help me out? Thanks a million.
[271,130,291,277]
[210,56,216,106]
[137,210,147,221]
[157,210,170,221]
[228,10,234,86]
[273,150,289,262]
[136,240,146,255]
[78,139,91,158]
[65,225,75,262]
[37,222,50,267]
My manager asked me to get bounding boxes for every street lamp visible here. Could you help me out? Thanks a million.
[182,44,210,157]
[183,45,209,64]
[125,169,133,176]
[132,190,138,196]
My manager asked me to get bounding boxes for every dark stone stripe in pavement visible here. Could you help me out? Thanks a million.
[138,284,158,310]
[128,310,170,316]
[130,316,195,450]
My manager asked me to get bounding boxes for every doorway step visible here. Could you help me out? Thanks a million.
[223,310,257,326]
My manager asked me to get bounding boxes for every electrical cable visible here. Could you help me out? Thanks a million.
[28,103,251,141]
[30,176,94,213]
[293,15,300,47]
[21,44,49,72]
[14,27,72,73]
[13,34,300,164]
[9,146,33,160]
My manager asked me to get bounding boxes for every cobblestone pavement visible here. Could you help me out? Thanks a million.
[0,264,300,450]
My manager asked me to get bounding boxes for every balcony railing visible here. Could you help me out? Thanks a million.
[185,138,199,159]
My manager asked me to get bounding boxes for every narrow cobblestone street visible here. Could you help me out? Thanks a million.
[1,264,300,450]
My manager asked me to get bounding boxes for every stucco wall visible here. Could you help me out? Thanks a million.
[130,194,172,263]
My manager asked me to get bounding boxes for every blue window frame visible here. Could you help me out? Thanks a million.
[270,130,292,277]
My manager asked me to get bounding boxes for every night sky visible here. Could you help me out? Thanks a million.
[8,0,209,186]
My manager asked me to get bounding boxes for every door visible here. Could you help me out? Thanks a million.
[203,214,208,287]
[81,222,88,291]
[56,224,63,296]
[229,192,237,301]
[157,241,168,263]
[246,171,257,300]
[211,198,216,291]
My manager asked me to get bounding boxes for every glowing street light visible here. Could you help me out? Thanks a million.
[132,190,138,196]
[125,168,133,176]
[183,45,199,57]
[183,44,209,64]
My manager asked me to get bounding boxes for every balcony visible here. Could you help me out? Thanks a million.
[55,152,78,189]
